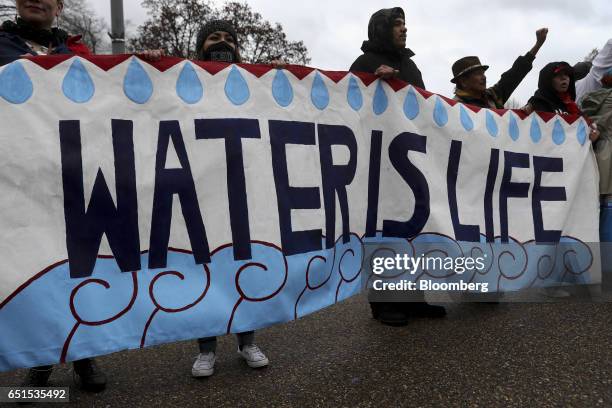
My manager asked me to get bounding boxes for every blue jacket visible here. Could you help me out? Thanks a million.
[0,30,73,66]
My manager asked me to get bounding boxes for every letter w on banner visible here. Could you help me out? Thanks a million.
[0,55,599,370]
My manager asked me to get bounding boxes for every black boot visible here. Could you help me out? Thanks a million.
[73,358,106,392]
[370,302,409,326]
[22,365,53,387]
[401,302,447,318]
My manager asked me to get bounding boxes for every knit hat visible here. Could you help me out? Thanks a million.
[195,20,238,57]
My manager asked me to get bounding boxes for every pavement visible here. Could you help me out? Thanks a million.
[1,294,611,407]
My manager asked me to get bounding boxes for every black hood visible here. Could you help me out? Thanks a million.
[536,61,576,101]
[360,7,412,57]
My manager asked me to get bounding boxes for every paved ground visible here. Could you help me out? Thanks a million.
[1,294,611,407]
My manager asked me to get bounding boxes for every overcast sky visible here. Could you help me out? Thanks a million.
[90,0,610,105]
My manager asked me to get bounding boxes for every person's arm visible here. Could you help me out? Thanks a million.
[527,28,548,58]
[576,39,612,102]
[489,28,548,105]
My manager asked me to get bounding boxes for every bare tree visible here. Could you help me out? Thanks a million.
[0,0,107,53]
[130,0,310,64]
[61,0,108,53]
[0,0,15,21]
[129,0,211,58]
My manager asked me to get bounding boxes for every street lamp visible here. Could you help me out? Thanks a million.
[109,0,125,54]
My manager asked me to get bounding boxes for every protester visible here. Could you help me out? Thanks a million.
[581,68,612,250]
[451,28,548,109]
[525,61,602,139]
[524,62,600,297]
[349,7,446,327]
[0,0,104,392]
[349,7,424,87]
[582,68,612,196]
[190,20,268,378]
[195,19,242,64]
[576,39,612,103]
[0,0,89,66]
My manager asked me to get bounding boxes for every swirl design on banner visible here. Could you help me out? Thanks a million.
[140,262,211,348]
[62,270,138,363]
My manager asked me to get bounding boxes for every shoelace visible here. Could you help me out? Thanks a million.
[242,345,264,359]
[195,353,215,363]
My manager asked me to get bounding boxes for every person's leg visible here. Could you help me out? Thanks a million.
[236,331,268,368]
[193,337,217,377]
[236,331,255,350]
[73,358,107,392]
[197,336,217,353]
[22,365,53,387]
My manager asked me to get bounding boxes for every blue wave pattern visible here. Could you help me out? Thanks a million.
[0,237,363,371]
[363,234,593,294]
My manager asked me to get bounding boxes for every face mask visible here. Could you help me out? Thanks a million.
[202,41,236,63]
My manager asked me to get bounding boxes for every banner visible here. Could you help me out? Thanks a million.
[0,56,599,371]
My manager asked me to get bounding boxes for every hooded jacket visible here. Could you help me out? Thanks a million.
[0,19,90,66]
[528,62,578,114]
[349,7,425,88]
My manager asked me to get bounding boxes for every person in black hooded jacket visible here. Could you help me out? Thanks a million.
[527,62,582,115]
[350,8,447,327]
[525,62,599,298]
[350,7,425,88]
[526,61,601,140]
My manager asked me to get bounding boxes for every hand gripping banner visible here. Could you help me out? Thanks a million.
[0,56,600,371]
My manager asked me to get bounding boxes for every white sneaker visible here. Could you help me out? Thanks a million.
[192,352,216,377]
[238,344,269,368]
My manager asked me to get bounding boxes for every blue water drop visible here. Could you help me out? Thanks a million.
[530,116,542,143]
[433,97,448,127]
[311,72,329,110]
[123,58,153,104]
[373,80,388,115]
[0,61,33,104]
[272,69,293,107]
[508,113,520,141]
[225,66,250,105]
[62,59,95,103]
[403,86,419,120]
[346,76,363,111]
[486,111,499,137]
[459,105,474,131]
[176,62,203,104]
[552,119,566,145]
[577,120,587,145]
